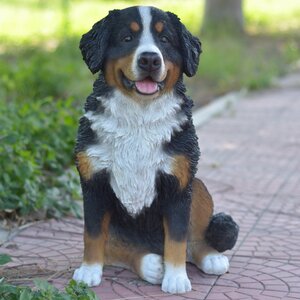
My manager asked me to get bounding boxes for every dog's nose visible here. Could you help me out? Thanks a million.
[138,52,161,72]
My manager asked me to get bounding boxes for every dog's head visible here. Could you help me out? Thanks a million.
[80,6,201,100]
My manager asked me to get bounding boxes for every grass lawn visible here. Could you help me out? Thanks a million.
[0,0,300,218]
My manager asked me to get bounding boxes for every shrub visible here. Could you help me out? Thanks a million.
[0,38,91,103]
[0,97,81,219]
[0,255,99,299]
[0,278,99,300]
[198,34,297,94]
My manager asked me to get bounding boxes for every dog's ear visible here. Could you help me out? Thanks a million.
[167,12,202,77]
[79,10,119,74]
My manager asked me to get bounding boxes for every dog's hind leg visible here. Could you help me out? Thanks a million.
[104,236,164,284]
[187,178,239,275]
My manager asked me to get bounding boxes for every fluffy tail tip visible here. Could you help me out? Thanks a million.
[205,212,239,253]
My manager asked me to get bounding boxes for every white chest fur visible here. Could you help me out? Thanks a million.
[84,91,187,216]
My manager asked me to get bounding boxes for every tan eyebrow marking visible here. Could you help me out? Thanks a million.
[130,21,140,32]
[155,21,164,33]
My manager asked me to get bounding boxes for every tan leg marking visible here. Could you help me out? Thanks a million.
[104,235,146,273]
[163,218,187,266]
[172,155,191,190]
[105,235,164,284]
[162,218,191,293]
[188,178,215,264]
[83,213,111,265]
[76,152,93,181]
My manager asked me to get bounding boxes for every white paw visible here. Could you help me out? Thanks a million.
[199,253,229,275]
[162,264,191,294]
[140,254,164,284]
[73,263,103,287]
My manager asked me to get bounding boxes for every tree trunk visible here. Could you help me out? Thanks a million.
[201,0,244,35]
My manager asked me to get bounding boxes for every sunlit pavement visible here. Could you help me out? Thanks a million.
[2,72,300,299]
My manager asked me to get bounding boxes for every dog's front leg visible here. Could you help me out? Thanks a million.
[73,171,112,287]
[161,177,192,294]
[162,217,191,294]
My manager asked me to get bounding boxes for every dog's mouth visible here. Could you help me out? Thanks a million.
[122,73,165,95]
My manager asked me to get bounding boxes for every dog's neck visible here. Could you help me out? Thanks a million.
[84,89,188,216]
[98,90,185,125]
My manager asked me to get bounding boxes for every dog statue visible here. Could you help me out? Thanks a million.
[73,6,239,294]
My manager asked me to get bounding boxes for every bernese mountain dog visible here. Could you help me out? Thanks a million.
[73,6,239,294]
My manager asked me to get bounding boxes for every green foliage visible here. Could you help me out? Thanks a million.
[0,38,92,103]
[0,279,99,300]
[198,34,299,93]
[0,50,65,101]
[2,0,300,41]
[0,254,12,265]
[64,280,99,300]
[0,97,81,218]
[244,0,300,34]
[0,38,85,218]
[0,256,98,299]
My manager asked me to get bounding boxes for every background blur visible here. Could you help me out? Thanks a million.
[1,0,300,222]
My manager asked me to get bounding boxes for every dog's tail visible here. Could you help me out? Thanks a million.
[205,212,239,253]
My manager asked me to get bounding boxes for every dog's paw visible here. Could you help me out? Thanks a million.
[73,263,103,287]
[199,253,229,275]
[140,253,164,284]
[162,265,191,294]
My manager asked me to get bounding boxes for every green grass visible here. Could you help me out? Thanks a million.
[0,0,203,42]
[0,0,300,218]
[1,0,300,41]
[245,0,300,34]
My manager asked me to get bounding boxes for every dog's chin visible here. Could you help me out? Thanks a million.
[121,73,165,98]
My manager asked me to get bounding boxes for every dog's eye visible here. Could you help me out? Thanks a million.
[160,36,169,43]
[123,35,133,42]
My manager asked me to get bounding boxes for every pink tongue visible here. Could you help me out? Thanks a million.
[135,79,158,94]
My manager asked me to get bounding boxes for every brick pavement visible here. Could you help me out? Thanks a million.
[1,72,300,299]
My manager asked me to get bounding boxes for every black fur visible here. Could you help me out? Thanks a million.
[205,213,239,253]
[75,117,96,153]
[76,6,201,248]
[158,173,192,241]
[79,10,120,73]
[109,173,193,253]
[76,6,237,259]
[166,12,202,77]
[75,74,112,153]
[80,7,201,77]
[81,171,115,237]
